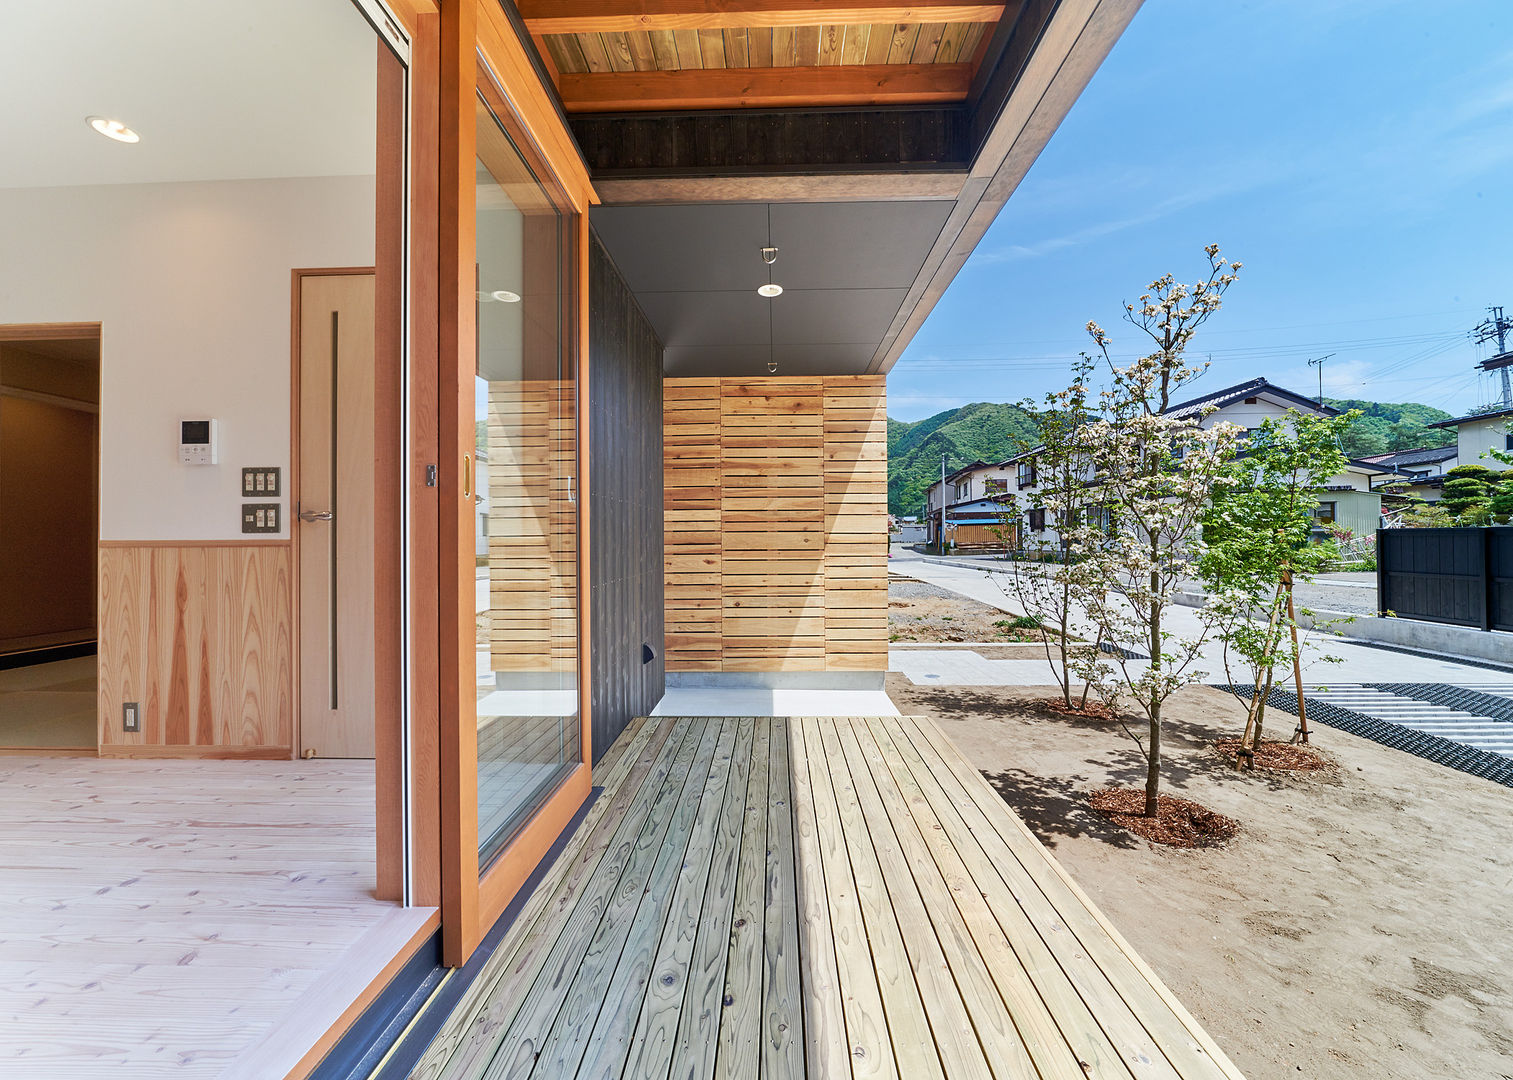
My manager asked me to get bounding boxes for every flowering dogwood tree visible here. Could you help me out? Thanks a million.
[1077,246,1243,817]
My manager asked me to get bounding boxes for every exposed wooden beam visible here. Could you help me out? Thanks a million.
[520,1,1004,34]
[559,62,971,111]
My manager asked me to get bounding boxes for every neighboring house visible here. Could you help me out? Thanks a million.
[1356,445,1459,502]
[1427,404,1513,472]
[924,459,1000,544]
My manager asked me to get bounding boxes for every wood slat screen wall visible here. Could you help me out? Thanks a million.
[97,544,293,756]
[664,375,886,673]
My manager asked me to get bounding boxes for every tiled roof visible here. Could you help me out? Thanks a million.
[1161,377,1339,420]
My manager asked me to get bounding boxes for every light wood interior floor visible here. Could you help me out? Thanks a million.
[411,715,1245,1080]
[0,755,433,1079]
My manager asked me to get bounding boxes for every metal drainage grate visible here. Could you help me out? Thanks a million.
[1213,684,1513,788]
[1099,641,1148,661]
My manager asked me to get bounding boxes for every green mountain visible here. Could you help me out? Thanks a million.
[1323,398,1456,458]
[887,402,1040,516]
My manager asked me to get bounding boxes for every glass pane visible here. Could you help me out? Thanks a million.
[473,94,579,867]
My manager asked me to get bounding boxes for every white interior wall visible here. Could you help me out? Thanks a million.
[0,177,374,539]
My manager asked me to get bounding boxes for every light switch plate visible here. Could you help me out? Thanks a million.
[123,702,140,733]
[242,502,281,534]
[241,467,281,497]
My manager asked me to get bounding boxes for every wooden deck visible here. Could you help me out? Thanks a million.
[0,756,435,1079]
[411,715,1244,1080]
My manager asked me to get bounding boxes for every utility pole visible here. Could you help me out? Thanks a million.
[1472,305,1513,408]
[938,453,948,553]
[1307,353,1335,407]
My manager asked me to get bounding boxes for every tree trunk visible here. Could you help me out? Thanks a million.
[1146,703,1162,817]
[1146,577,1162,817]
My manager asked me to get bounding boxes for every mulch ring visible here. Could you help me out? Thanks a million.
[1088,788,1239,848]
[1041,697,1116,721]
[1213,738,1333,772]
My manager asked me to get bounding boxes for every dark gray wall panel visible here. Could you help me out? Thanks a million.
[589,232,665,763]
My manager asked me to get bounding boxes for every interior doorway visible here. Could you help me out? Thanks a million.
[0,325,100,751]
[295,270,377,759]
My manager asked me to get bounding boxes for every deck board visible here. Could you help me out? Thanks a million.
[412,716,1244,1080]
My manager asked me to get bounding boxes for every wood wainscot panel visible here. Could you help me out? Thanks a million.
[97,543,294,755]
[663,375,888,673]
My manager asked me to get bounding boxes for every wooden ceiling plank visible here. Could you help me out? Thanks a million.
[519,2,1006,35]
[886,23,921,63]
[841,24,870,64]
[934,19,969,62]
[771,25,794,65]
[557,61,971,111]
[698,26,728,66]
[723,27,751,66]
[911,21,945,61]
[672,27,704,67]
[603,30,638,70]
[542,34,587,74]
[863,21,894,63]
[749,26,775,67]
[793,25,822,65]
[817,24,844,66]
[578,31,616,72]
[627,29,659,68]
[649,28,681,67]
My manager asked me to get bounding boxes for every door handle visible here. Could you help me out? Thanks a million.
[299,509,334,522]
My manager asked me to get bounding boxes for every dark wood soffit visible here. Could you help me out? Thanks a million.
[569,105,970,177]
[520,1,1004,34]
[869,0,1143,374]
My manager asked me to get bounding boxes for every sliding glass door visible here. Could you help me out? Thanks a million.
[471,88,580,867]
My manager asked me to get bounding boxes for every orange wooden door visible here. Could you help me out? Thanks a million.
[297,272,377,759]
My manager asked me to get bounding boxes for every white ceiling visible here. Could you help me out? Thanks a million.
[0,0,377,189]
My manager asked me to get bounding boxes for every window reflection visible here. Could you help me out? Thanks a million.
[473,93,579,867]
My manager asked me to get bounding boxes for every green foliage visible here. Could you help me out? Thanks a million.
[1323,397,1456,458]
[1490,476,1513,521]
[1445,462,1495,480]
[1199,410,1354,760]
[886,401,1039,515]
[1443,477,1493,516]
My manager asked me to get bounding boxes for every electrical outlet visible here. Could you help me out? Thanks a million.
[123,702,140,733]
[242,502,281,534]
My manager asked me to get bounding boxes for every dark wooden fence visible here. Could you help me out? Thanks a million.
[1376,527,1513,631]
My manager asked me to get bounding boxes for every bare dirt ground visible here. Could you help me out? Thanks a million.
[889,578,1047,643]
[887,674,1513,1080]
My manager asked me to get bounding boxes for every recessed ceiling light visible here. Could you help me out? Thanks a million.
[757,283,783,298]
[86,116,140,143]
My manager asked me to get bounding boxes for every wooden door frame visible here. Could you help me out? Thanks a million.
[434,0,597,966]
[0,321,101,752]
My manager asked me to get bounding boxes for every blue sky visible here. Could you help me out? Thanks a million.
[888,0,1513,423]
